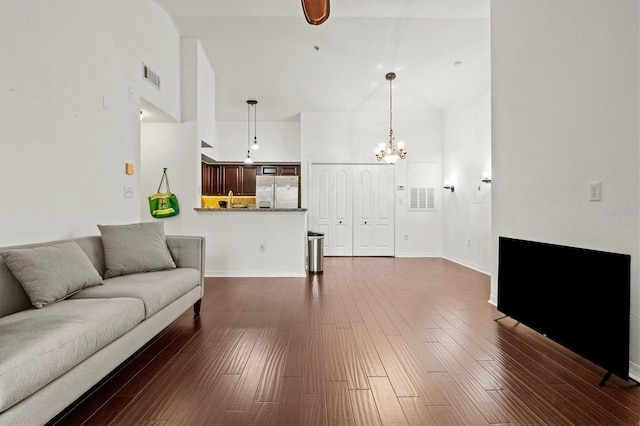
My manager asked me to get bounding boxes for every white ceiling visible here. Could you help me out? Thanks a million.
[152,0,490,122]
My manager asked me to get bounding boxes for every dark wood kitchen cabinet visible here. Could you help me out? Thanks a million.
[241,166,257,194]
[222,165,257,195]
[279,165,299,176]
[202,162,299,196]
[222,165,241,194]
[258,164,299,176]
[201,163,222,195]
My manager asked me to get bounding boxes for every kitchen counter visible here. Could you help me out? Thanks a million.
[194,208,306,212]
[194,207,308,277]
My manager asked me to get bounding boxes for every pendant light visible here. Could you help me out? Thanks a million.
[251,100,259,150]
[375,72,407,164]
[244,100,256,164]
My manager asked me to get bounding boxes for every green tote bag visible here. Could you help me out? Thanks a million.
[148,168,180,218]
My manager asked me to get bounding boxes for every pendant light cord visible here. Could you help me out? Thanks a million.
[254,102,257,144]
[388,73,394,146]
[247,101,251,152]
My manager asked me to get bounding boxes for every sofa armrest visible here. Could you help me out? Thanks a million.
[166,236,205,285]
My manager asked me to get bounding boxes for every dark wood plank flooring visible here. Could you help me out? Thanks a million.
[51,257,639,425]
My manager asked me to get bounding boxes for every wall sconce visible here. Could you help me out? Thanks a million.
[481,177,492,183]
[443,181,455,192]
[481,170,492,183]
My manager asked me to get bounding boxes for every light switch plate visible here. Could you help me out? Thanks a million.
[589,182,601,201]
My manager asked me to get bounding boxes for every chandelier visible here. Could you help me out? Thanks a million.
[375,72,407,164]
[244,100,258,164]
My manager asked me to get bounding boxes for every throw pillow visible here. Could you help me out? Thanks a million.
[97,222,176,279]
[1,241,103,309]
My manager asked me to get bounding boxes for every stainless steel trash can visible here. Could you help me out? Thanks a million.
[308,231,324,273]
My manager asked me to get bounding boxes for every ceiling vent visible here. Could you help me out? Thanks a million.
[142,63,161,90]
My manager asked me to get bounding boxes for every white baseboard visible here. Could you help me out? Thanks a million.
[629,361,640,382]
[395,252,441,258]
[205,270,307,278]
[442,254,492,276]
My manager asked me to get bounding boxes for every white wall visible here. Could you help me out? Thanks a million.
[491,0,640,380]
[141,40,211,243]
[141,123,198,228]
[215,120,301,163]
[140,39,307,277]
[442,56,492,273]
[0,0,181,245]
[300,111,443,256]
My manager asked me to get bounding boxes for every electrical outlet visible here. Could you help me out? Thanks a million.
[124,186,134,198]
[259,242,265,253]
[404,234,408,241]
[467,239,472,247]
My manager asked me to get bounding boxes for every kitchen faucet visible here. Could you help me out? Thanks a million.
[228,190,233,206]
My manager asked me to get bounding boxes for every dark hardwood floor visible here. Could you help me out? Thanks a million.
[51,257,639,425]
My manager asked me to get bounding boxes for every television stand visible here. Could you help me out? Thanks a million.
[599,371,612,386]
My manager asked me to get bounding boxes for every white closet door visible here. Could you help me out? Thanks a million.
[309,164,353,256]
[353,164,395,256]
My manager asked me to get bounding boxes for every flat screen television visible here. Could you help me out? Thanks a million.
[497,236,630,384]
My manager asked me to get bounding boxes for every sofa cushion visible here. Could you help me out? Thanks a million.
[73,268,200,318]
[98,222,176,279]
[1,242,103,309]
[0,297,144,413]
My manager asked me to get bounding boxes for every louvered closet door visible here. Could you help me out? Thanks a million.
[353,164,395,256]
[309,164,353,256]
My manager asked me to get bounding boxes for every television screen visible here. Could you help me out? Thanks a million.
[498,236,630,382]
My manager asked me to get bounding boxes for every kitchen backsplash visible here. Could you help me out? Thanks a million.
[201,196,256,209]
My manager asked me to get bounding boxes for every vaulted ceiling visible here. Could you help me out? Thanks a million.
[152,0,490,122]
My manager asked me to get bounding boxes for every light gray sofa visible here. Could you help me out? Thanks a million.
[0,229,205,426]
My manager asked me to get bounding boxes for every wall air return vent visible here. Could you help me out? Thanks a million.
[142,63,161,90]
[409,187,435,210]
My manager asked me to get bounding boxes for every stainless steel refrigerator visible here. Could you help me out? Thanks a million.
[256,176,299,209]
